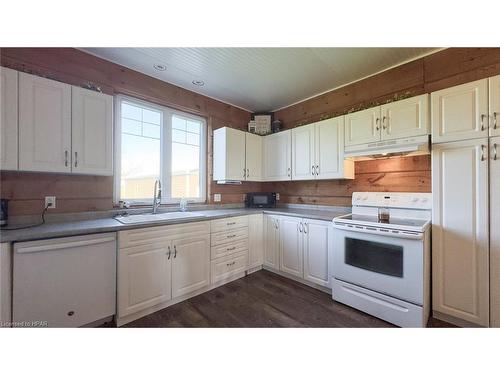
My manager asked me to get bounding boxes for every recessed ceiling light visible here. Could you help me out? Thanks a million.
[192,80,205,86]
[153,64,166,71]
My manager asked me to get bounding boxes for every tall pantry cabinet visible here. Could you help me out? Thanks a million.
[431,74,500,327]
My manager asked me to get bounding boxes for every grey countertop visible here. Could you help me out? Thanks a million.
[0,206,350,244]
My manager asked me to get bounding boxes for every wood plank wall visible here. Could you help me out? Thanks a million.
[265,48,500,205]
[0,48,253,215]
[1,48,500,215]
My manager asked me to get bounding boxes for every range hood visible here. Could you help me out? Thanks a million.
[344,135,430,159]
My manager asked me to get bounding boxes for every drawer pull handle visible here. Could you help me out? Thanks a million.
[227,246,236,251]
[226,261,236,267]
[226,222,236,226]
[481,114,486,131]
[227,234,236,238]
[173,245,177,258]
[167,245,171,259]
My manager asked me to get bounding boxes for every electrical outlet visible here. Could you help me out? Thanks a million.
[276,193,280,201]
[45,196,56,209]
[213,194,221,202]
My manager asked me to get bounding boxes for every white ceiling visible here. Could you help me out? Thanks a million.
[82,48,440,113]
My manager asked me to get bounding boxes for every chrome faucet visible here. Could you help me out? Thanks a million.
[152,179,162,214]
[179,198,188,212]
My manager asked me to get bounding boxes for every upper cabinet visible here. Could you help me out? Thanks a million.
[292,116,354,180]
[19,72,72,173]
[12,71,113,175]
[381,94,429,140]
[490,75,500,138]
[431,79,488,143]
[263,130,292,181]
[72,87,113,175]
[213,127,262,182]
[0,67,18,171]
[345,94,430,147]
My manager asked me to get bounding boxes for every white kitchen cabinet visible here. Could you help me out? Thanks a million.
[248,214,264,269]
[381,94,429,140]
[118,242,172,318]
[264,215,280,270]
[490,75,500,138]
[490,137,500,327]
[432,138,489,326]
[279,216,303,278]
[0,67,18,170]
[71,87,113,176]
[171,234,210,298]
[303,219,330,287]
[291,123,315,180]
[19,72,72,173]
[0,243,11,325]
[245,132,262,181]
[263,130,292,181]
[344,107,381,146]
[213,127,262,181]
[431,79,489,143]
[13,233,116,327]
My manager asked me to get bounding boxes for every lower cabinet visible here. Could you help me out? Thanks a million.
[172,235,210,298]
[265,214,331,288]
[264,215,280,270]
[248,214,264,269]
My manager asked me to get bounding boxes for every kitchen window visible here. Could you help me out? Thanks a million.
[114,95,206,204]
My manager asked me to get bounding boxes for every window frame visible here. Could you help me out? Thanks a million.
[114,95,207,206]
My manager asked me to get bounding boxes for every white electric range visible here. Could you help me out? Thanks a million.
[331,192,432,327]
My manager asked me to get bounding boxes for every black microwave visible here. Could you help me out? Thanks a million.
[245,192,277,208]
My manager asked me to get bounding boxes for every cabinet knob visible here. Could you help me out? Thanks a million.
[67,311,75,317]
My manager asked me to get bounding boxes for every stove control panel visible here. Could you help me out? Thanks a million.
[352,192,432,210]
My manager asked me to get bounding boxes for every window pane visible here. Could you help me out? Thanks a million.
[171,143,200,198]
[186,120,200,134]
[143,123,161,139]
[122,103,142,121]
[172,129,186,143]
[172,116,186,130]
[143,109,161,125]
[122,118,142,136]
[186,132,200,146]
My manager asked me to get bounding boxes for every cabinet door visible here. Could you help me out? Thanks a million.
[490,137,500,327]
[118,242,172,318]
[315,116,351,179]
[381,94,429,140]
[263,131,291,181]
[0,67,18,170]
[19,72,72,173]
[490,75,500,138]
[72,87,113,175]
[303,219,330,287]
[171,234,210,298]
[291,123,315,180]
[248,214,264,269]
[245,132,262,181]
[264,215,280,270]
[213,127,246,181]
[431,79,488,143]
[279,216,303,278]
[432,139,489,326]
[344,107,381,146]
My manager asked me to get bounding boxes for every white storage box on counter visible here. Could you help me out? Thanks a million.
[13,233,116,327]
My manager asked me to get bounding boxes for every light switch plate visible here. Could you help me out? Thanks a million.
[214,194,221,202]
[45,196,56,209]
[276,193,280,201]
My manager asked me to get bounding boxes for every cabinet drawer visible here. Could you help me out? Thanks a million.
[211,216,248,233]
[211,251,248,284]
[119,221,210,248]
[211,227,248,247]
[211,239,248,260]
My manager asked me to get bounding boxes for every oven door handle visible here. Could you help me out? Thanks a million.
[332,223,425,240]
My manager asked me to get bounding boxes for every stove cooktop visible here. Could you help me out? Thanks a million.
[333,213,430,232]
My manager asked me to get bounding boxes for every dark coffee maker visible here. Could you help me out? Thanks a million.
[0,199,8,227]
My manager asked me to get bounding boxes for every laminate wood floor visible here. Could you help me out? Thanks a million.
[123,270,454,328]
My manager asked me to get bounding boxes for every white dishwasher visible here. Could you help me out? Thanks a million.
[13,233,116,327]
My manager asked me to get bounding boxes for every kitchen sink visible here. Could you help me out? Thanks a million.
[114,211,206,224]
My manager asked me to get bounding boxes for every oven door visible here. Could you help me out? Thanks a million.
[332,226,424,305]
